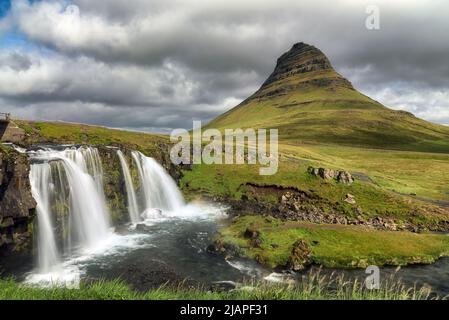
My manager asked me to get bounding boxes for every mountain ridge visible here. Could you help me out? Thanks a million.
[207,42,449,153]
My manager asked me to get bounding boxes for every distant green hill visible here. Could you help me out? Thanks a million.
[207,42,449,153]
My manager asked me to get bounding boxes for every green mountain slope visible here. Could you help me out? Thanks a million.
[208,42,449,153]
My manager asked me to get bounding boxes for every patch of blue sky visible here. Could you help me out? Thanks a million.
[0,31,29,49]
[0,0,11,18]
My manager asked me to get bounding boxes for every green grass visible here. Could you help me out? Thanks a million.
[17,121,169,154]
[0,274,433,300]
[15,121,449,271]
[181,159,448,227]
[286,143,449,201]
[208,52,449,153]
[217,215,449,269]
[208,83,449,154]
[0,143,9,153]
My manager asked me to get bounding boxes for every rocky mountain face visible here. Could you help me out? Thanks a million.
[0,149,36,254]
[250,42,354,102]
[207,42,449,153]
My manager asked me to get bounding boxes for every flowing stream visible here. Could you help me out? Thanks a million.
[1,144,449,296]
[22,145,244,287]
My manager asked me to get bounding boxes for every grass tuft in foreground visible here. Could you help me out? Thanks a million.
[0,272,435,300]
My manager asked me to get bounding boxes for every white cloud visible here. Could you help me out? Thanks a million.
[366,86,449,123]
[0,49,199,106]
[0,0,448,129]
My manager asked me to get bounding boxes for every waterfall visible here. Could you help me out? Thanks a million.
[131,151,184,214]
[64,147,108,208]
[29,163,61,273]
[29,145,186,276]
[29,146,111,272]
[117,150,140,223]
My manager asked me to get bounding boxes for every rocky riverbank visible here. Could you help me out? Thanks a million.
[217,182,449,234]
[0,148,36,255]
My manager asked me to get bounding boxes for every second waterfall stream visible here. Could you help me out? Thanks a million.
[28,146,186,278]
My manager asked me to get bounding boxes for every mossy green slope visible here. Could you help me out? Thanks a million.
[218,215,449,269]
[207,43,449,153]
[17,120,169,153]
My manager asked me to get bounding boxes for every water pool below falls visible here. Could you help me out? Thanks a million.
[2,145,449,296]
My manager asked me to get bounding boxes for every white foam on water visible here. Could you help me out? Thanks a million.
[24,232,151,287]
[136,202,228,226]
[264,272,296,284]
[26,144,230,288]
[226,259,263,278]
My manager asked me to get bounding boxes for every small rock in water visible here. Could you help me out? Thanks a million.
[141,208,163,220]
[210,281,237,292]
[135,224,149,232]
[206,243,219,253]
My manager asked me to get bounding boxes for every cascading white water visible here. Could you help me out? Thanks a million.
[60,156,110,246]
[29,146,187,279]
[29,163,61,273]
[131,151,184,214]
[117,150,140,223]
[64,147,108,210]
[29,146,111,272]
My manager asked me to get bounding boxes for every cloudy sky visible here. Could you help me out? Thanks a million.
[0,0,448,132]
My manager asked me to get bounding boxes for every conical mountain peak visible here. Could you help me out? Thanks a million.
[252,42,353,101]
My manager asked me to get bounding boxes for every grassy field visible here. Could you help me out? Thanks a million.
[279,143,449,202]
[208,85,449,154]
[17,120,169,153]
[181,142,449,269]
[217,215,449,269]
[0,275,433,300]
[13,120,449,270]
[181,159,449,227]
[6,44,449,297]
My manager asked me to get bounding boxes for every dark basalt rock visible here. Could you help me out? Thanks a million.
[243,226,260,239]
[135,224,147,232]
[216,181,449,233]
[0,148,36,255]
[287,239,312,271]
[210,281,237,292]
[247,42,354,102]
[207,239,242,259]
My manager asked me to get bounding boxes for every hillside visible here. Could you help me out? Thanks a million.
[5,117,449,272]
[208,42,449,153]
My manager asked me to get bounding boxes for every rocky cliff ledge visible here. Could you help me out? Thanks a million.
[0,148,36,254]
[248,42,354,102]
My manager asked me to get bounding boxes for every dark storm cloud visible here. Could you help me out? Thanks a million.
[0,0,448,131]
